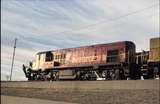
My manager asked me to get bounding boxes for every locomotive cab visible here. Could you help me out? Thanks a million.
[31,51,60,71]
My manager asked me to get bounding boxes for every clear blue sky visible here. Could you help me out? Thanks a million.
[1,0,159,80]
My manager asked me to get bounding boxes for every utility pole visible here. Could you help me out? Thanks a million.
[10,38,17,81]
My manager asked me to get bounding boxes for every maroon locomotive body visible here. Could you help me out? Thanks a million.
[23,41,138,80]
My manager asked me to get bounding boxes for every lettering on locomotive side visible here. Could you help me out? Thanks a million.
[72,56,100,63]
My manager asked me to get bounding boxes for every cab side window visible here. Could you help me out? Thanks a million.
[45,52,53,61]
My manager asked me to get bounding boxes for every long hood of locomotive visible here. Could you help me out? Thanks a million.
[32,41,135,70]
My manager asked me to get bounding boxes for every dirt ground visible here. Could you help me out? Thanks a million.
[1,87,159,104]
[1,95,77,104]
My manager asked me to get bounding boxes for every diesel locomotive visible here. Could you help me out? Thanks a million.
[23,37,160,81]
[136,37,160,79]
[23,41,140,81]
